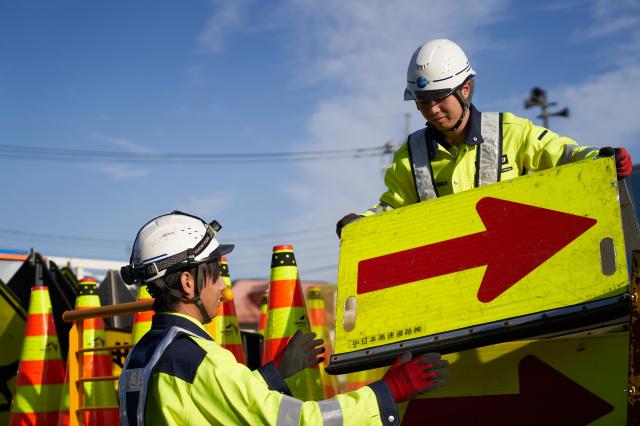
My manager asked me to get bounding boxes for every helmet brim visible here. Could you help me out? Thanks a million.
[208,244,234,259]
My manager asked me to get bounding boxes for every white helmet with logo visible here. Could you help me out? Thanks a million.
[121,211,234,285]
[404,39,475,102]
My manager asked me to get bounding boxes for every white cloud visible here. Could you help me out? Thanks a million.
[555,65,640,155]
[92,133,157,154]
[93,163,149,180]
[197,0,248,53]
[90,134,156,180]
[263,0,509,280]
[181,193,232,220]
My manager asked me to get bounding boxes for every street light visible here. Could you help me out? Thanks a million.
[524,87,569,129]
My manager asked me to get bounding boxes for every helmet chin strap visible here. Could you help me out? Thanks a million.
[444,89,470,133]
[189,265,213,324]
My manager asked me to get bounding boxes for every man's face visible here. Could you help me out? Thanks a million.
[200,262,226,318]
[415,81,470,132]
[416,93,463,132]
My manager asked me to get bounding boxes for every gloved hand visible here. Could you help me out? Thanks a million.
[381,352,449,402]
[272,330,325,378]
[336,213,362,238]
[599,146,632,178]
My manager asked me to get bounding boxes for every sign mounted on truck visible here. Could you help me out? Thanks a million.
[328,158,629,374]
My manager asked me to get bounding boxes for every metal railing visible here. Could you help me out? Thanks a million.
[62,300,154,426]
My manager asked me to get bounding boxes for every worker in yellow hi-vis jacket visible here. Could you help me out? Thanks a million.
[337,39,632,237]
[119,211,449,425]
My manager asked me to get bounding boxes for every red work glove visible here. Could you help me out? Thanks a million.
[336,213,362,238]
[272,330,324,378]
[600,146,632,178]
[382,353,449,402]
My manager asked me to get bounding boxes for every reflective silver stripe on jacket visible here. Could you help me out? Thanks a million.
[276,395,303,426]
[478,112,500,186]
[318,399,343,426]
[119,326,199,426]
[408,128,437,201]
[276,396,344,426]
[408,112,501,199]
[366,201,393,215]
[559,145,598,165]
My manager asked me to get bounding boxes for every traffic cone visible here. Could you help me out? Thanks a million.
[263,245,324,401]
[257,291,268,335]
[75,277,118,425]
[343,367,387,392]
[9,286,65,425]
[211,257,245,364]
[131,283,153,344]
[56,370,69,426]
[306,286,340,398]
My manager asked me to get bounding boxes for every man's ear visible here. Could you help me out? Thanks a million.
[461,81,471,99]
[179,271,195,298]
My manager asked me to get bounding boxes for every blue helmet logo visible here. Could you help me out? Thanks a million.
[416,76,429,88]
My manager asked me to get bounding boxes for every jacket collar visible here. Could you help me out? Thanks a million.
[151,312,213,341]
[424,104,483,159]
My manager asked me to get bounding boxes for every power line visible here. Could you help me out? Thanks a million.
[0,143,393,164]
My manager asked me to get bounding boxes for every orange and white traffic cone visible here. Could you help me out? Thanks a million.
[263,245,324,401]
[75,277,118,425]
[257,291,268,336]
[306,286,340,398]
[9,286,65,425]
[211,257,245,364]
[131,283,153,345]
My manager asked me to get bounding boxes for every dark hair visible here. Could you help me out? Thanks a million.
[146,259,221,312]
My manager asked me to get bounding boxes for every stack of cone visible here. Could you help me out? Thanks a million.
[263,245,324,401]
[257,291,268,336]
[9,286,65,425]
[75,277,118,425]
[211,257,246,364]
[131,284,154,345]
[306,286,340,398]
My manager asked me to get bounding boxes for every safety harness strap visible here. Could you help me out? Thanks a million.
[477,112,501,187]
[119,326,200,426]
[408,128,438,202]
[409,112,502,200]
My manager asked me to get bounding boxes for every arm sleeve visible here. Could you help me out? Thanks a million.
[509,113,599,172]
[193,345,396,425]
[363,143,419,217]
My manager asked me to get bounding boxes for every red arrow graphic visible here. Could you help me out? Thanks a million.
[401,355,614,425]
[357,197,596,302]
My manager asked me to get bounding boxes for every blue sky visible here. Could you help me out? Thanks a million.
[1,0,639,282]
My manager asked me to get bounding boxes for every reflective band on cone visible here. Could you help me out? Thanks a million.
[306,286,340,398]
[263,245,324,401]
[75,278,118,425]
[211,257,245,364]
[343,367,387,393]
[131,284,153,345]
[9,286,65,426]
[257,291,268,336]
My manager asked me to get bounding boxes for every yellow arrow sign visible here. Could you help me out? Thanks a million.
[334,158,627,355]
[403,331,628,425]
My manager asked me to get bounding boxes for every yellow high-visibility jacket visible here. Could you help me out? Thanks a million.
[365,105,599,215]
[119,312,398,426]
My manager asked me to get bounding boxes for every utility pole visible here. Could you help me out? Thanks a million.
[524,87,569,129]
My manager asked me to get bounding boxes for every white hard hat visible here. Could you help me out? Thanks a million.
[120,211,234,285]
[404,39,475,101]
